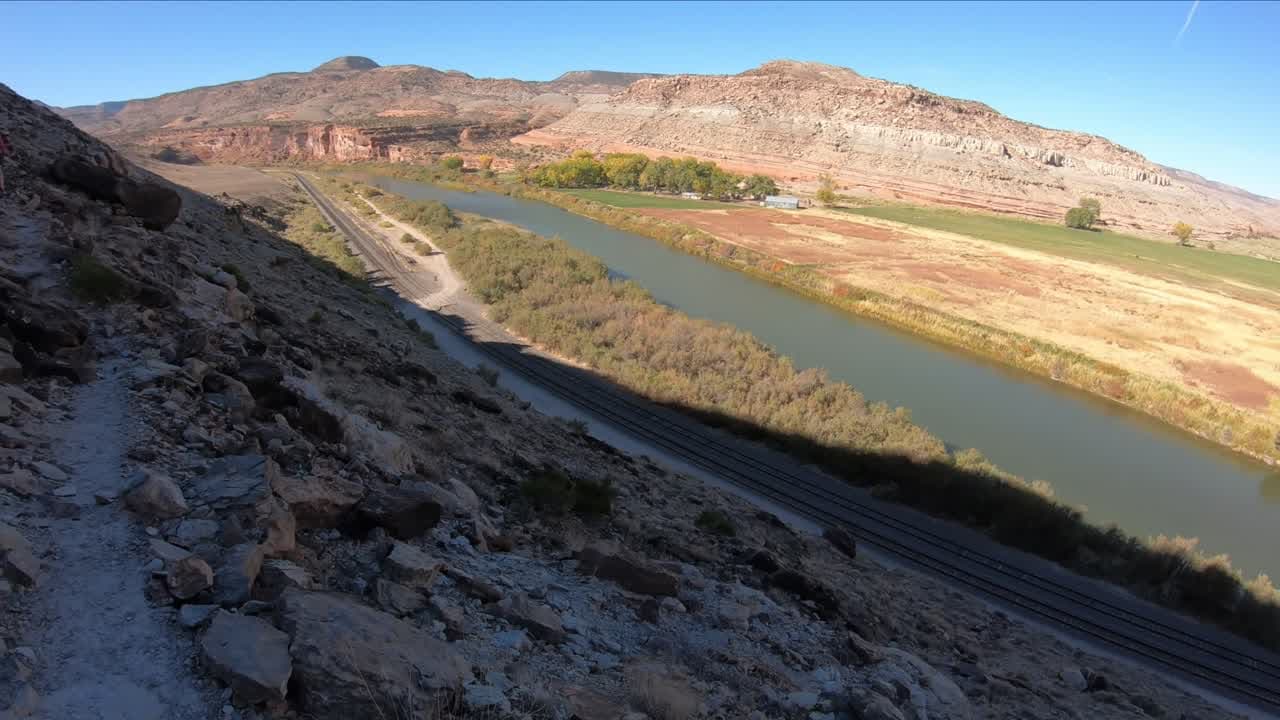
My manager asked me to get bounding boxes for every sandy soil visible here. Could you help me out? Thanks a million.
[638,206,1280,413]
[132,158,292,205]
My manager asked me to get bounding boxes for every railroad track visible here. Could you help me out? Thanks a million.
[296,173,1280,714]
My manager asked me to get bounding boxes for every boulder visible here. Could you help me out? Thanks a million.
[277,590,471,719]
[123,470,189,520]
[374,579,425,617]
[577,541,679,597]
[211,543,265,607]
[866,648,972,720]
[382,542,441,589]
[173,327,209,362]
[201,610,292,704]
[355,483,443,540]
[225,288,254,323]
[234,358,284,396]
[204,372,254,423]
[271,473,364,529]
[339,413,412,475]
[261,505,296,557]
[166,555,214,600]
[178,603,219,629]
[257,559,315,601]
[767,568,841,617]
[170,518,221,548]
[492,594,565,643]
[441,566,503,603]
[0,469,39,497]
[49,156,181,230]
[0,351,22,383]
[0,522,40,587]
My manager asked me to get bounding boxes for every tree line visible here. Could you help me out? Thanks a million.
[527,150,779,201]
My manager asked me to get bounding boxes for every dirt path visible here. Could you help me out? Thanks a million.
[25,356,213,720]
[353,193,464,308]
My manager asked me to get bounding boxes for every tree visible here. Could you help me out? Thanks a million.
[1172,221,1194,246]
[816,174,837,205]
[744,174,779,200]
[441,156,465,171]
[1064,197,1101,230]
[601,153,649,189]
[476,155,494,171]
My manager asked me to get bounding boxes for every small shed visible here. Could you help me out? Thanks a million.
[764,195,800,209]
[680,192,703,200]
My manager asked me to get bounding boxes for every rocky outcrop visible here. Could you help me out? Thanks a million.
[518,60,1280,240]
[277,590,470,719]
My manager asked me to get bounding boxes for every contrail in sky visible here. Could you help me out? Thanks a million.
[1176,0,1200,44]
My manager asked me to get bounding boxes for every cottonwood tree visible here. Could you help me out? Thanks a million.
[816,174,837,205]
[1065,197,1102,230]
[1172,221,1194,246]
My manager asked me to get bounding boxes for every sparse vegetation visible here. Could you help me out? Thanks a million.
[815,174,837,205]
[695,510,736,536]
[441,155,465,171]
[1173,221,1194,246]
[475,363,499,387]
[283,197,367,280]
[220,263,250,292]
[519,470,614,517]
[70,254,131,304]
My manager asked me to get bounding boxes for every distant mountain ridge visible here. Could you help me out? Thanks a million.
[56,56,1278,241]
[516,59,1279,240]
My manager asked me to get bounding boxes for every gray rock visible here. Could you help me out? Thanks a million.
[278,590,471,719]
[427,596,467,640]
[577,541,678,597]
[257,559,314,600]
[786,691,820,710]
[374,579,425,617]
[201,610,292,704]
[31,461,68,483]
[491,629,531,652]
[464,684,509,712]
[492,593,565,643]
[441,566,502,603]
[0,469,38,497]
[170,518,221,547]
[356,483,443,540]
[867,648,972,720]
[211,543,264,607]
[167,555,214,600]
[51,485,77,497]
[383,542,441,589]
[1059,667,1087,692]
[178,604,219,629]
[93,489,118,505]
[860,693,906,720]
[149,539,192,563]
[271,473,365,529]
[0,522,40,587]
[124,469,189,520]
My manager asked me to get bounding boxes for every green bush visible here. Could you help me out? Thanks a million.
[519,470,614,517]
[696,510,736,536]
[70,254,131,304]
[221,263,250,292]
[442,156,465,171]
[310,220,332,233]
[400,232,416,244]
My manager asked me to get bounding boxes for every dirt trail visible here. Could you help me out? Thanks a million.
[25,355,213,720]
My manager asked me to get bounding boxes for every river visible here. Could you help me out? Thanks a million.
[372,176,1280,579]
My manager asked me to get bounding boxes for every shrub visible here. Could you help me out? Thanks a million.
[400,232,416,244]
[816,174,837,205]
[1065,198,1101,230]
[220,263,250,292]
[475,363,499,387]
[310,220,332,233]
[572,478,616,517]
[442,156,465,171]
[308,310,323,324]
[70,254,131,304]
[379,220,394,229]
[695,510,736,536]
[519,470,614,517]
[1173,221,1194,246]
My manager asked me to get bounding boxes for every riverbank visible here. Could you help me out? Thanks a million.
[345,164,1280,466]
[341,175,1280,654]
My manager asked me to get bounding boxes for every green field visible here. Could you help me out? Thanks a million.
[562,188,737,210]
[841,205,1280,294]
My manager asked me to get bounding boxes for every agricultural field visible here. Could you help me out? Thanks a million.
[842,204,1280,295]
[561,188,740,210]
[634,203,1280,420]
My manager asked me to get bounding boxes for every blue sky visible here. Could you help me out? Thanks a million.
[5,1,1277,196]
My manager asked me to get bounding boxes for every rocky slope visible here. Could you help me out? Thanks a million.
[56,57,660,165]
[1,82,1243,719]
[516,60,1280,241]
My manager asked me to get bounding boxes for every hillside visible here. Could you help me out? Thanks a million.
[516,60,1280,242]
[0,82,1245,718]
[55,57,661,164]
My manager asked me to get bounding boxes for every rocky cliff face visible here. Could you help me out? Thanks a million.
[517,60,1279,240]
